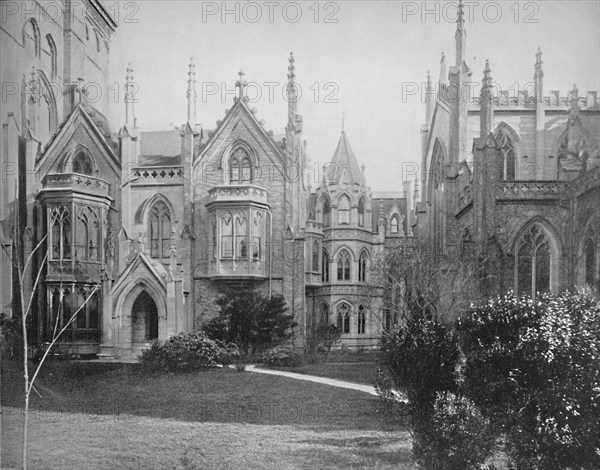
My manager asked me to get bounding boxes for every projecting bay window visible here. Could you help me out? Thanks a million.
[213,209,266,263]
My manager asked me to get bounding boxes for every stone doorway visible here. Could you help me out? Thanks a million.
[132,291,159,343]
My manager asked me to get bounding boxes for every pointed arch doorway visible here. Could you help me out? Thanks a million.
[132,291,159,343]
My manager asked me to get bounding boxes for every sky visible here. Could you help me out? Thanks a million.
[109,1,600,191]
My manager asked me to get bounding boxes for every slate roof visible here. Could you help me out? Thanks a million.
[137,130,182,166]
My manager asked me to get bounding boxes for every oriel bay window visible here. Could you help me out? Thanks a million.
[49,285,100,341]
[214,209,265,261]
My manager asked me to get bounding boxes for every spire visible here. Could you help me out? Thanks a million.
[425,70,435,125]
[235,69,247,101]
[186,57,197,127]
[286,51,297,130]
[124,63,136,126]
[329,130,364,185]
[439,52,447,85]
[569,83,580,120]
[535,47,543,74]
[342,111,345,133]
[455,0,467,67]
[480,59,494,137]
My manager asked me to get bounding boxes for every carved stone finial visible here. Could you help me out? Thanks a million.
[456,0,465,32]
[235,69,247,100]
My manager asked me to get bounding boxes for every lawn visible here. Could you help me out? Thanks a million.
[2,360,414,469]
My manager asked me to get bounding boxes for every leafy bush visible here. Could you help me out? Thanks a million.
[139,331,222,372]
[419,392,495,470]
[262,346,303,367]
[305,323,341,363]
[378,313,460,466]
[457,290,600,469]
[203,290,296,355]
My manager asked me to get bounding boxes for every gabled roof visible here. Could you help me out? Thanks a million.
[195,98,285,170]
[329,131,364,185]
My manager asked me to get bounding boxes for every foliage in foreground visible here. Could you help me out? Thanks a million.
[378,289,600,470]
[261,345,303,367]
[457,290,600,470]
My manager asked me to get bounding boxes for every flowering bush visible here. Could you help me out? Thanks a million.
[139,331,222,372]
[457,290,600,469]
[262,346,302,367]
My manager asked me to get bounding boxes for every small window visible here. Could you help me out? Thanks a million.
[358,252,368,282]
[312,239,320,272]
[337,303,350,334]
[390,216,399,234]
[322,197,331,227]
[337,250,351,281]
[516,224,551,299]
[338,195,350,225]
[358,197,365,227]
[72,152,93,175]
[357,305,366,334]
[322,250,329,282]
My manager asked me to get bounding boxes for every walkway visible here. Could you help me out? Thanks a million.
[245,364,389,397]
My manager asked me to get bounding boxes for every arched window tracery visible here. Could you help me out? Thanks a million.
[336,303,350,334]
[358,251,368,282]
[494,126,517,180]
[358,197,366,227]
[229,147,253,184]
[516,224,552,299]
[322,197,331,227]
[357,305,366,334]
[338,195,350,225]
[149,201,171,258]
[337,249,351,281]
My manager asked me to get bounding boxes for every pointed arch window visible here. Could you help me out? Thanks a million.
[357,305,366,334]
[322,197,331,227]
[149,201,171,258]
[337,303,350,334]
[338,195,350,225]
[337,249,351,281]
[50,206,71,260]
[358,197,366,227]
[495,127,517,181]
[390,215,399,234]
[229,147,253,184]
[72,151,93,175]
[46,34,57,78]
[76,287,99,331]
[358,252,368,282]
[517,224,552,298]
[322,249,330,282]
[585,237,597,287]
[312,239,320,272]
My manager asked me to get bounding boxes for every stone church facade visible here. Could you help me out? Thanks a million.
[417,2,600,321]
[1,0,415,358]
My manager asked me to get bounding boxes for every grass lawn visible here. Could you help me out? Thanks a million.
[2,360,413,469]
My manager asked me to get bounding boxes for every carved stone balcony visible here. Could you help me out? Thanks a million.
[206,184,269,208]
[42,173,110,198]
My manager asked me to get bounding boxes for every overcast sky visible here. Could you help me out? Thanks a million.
[109,1,600,191]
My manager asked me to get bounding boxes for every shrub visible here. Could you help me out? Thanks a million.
[419,392,495,470]
[203,290,296,355]
[378,312,460,466]
[139,331,221,373]
[457,290,600,469]
[262,346,303,367]
[0,313,21,359]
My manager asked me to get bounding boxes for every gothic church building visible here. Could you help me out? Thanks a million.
[1,0,414,358]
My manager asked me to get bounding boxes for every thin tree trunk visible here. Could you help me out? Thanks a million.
[21,285,29,470]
